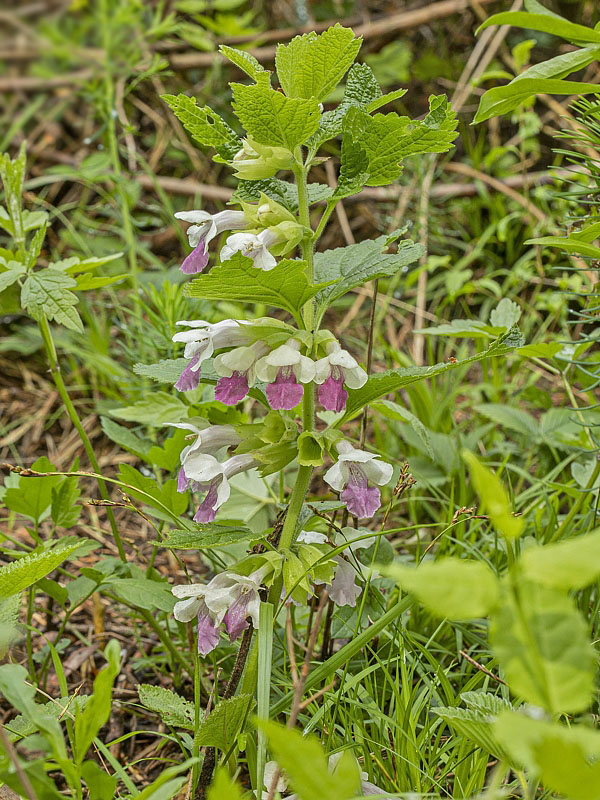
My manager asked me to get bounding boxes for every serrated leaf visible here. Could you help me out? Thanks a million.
[385,558,499,619]
[489,297,521,329]
[275,24,362,102]
[162,94,242,160]
[314,235,423,320]
[339,327,523,423]
[0,542,83,599]
[334,138,369,199]
[473,404,539,439]
[434,693,512,759]
[491,581,595,714]
[163,525,258,549]
[195,694,253,751]
[50,477,81,528]
[232,83,320,150]
[21,269,82,332]
[138,684,196,729]
[109,392,189,426]
[366,87,407,113]
[185,253,327,319]
[219,45,270,84]
[0,264,25,293]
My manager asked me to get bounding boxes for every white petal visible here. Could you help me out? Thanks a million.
[173,596,202,622]
[343,364,368,389]
[313,357,332,384]
[183,452,225,483]
[254,248,277,271]
[323,461,348,492]
[215,474,231,509]
[297,530,328,544]
[329,348,359,369]
[295,354,316,383]
[329,557,361,607]
[175,210,212,224]
[364,459,394,486]
[172,583,206,599]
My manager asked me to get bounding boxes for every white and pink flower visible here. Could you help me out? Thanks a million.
[172,319,252,392]
[324,441,393,519]
[175,209,247,274]
[167,422,241,492]
[181,452,259,523]
[255,339,315,410]
[213,341,270,405]
[314,341,368,412]
[220,230,280,271]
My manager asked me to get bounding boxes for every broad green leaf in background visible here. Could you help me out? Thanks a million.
[185,253,327,319]
[195,694,254,751]
[463,450,524,540]
[100,416,152,459]
[21,268,83,332]
[434,692,512,760]
[313,235,423,321]
[371,400,434,459]
[74,640,121,764]
[109,392,189,426]
[137,684,196,729]
[162,94,242,159]
[474,78,600,124]
[494,711,600,798]
[490,581,595,714]
[132,358,190,384]
[106,577,176,613]
[232,84,320,150]
[163,525,258,549]
[385,558,499,619]
[520,529,600,590]
[3,456,61,522]
[340,326,523,423]
[0,541,83,599]
[50,476,82,528]
[275,24,361,102]
[117,463,188,517]
[526,234,600,258]
[258,720,360,800]
[477,12,600,44]
[81,760,118,800]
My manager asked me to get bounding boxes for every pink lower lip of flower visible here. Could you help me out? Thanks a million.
[177,466,190,493]
[175,354,202,392]
[197,606,220,655]
[193,481,220,523]
[318,374,348,412]
[265,369,304,410]
[224,594,251,641]
[215,372,250,405]
[341,480,381,518]
[180,240,209,274]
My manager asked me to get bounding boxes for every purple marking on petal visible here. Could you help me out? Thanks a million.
[341,470,381,518]
[215,371,249,405]
[193,481,220,523]
[224,590,251,642]
[318,374,348,412]
[181,240,209,274]
[197,606,221,655]
[177,466,190,493]
[175,355,202,392]
[265,368,304,410]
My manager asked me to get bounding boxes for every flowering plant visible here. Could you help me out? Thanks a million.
[132,23,522,797]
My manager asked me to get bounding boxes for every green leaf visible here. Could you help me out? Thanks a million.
[219,44,270,84]
[207,769,246,800]
[463,451,525,540]
[313,235,423,320]
[232,83,320,150]
[109,392,189,426]
[100,416,152,458]
[81,760,118,800]
[133,358,190,384]
[477,12,600,44]
[275,24,362,102]
[107,577,175,612]
[146,428,187,471]
[490,581,595,714]
[0,541,83,599]
[74,640,121,764]
[334,138,369,199]
[3,456,61,522]
[366,87,408,113]
[520,529,600,590]
[195,694,253,751]
[163,525,258,549]
[137,684,196,729]
[434,692,512,759]
[473,404,539,439]
[162,94,242,159]
[474,78,600,124]
[385,558,499,619]
[258,720,360,800]
[371,400,434,460]
[75,273,128,291]
[340,326,523,423]
[525,234,600,258]
[0,263,25,293]
[185,253,327,319]
[297,431,325,467]
[21,268,82,332]
[50,477,82,528]
[117,464,188,517]
[489,297,521,329]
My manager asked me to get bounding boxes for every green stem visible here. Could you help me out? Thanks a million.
[549,455,600,543]
[37,316,127,561]
[192,649,201,789]
[278,465,313,553]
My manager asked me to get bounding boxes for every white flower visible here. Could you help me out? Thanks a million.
[329,556,362,607]
[172,319,253,391]
[314,341,368,412]
[184,453,258,523]
[324,441,393,519]
[297,530,328,545]
[204,567,268,640]
[213,341,270,405]
[175,208,247,248]
[167,422,241,492]
[220,230,280,271]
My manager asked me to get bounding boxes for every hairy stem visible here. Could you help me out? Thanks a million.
[37,316,126,561]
